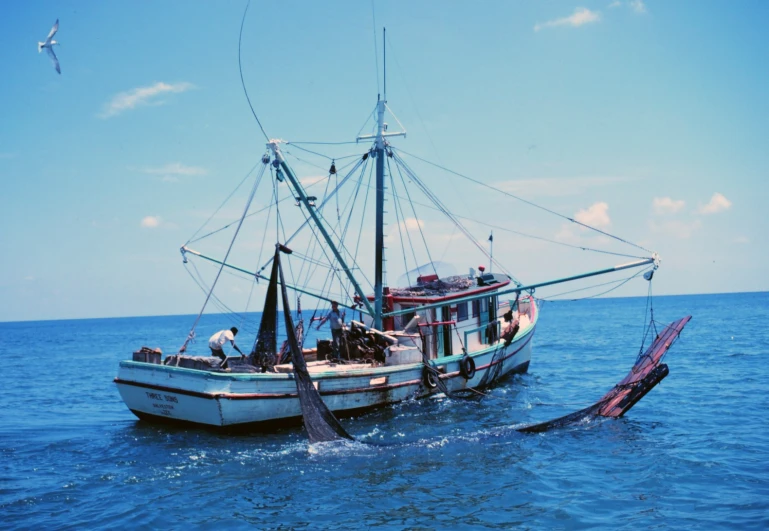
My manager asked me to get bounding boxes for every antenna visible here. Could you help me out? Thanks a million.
[383,27,387,101]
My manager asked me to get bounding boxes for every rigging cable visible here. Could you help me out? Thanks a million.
[392,151,517,282]
[394,147,653,255]
[238,0,269,142]
[391,154,438,277]
[185,159,263,246]
[534,266,651,301]
[254,154,368,278]
[388,159,414,287]
[178,159,265,353]
[322,167,647,260]
[387,157,421,285]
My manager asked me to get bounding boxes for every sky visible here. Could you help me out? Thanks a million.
[1,0,767,322]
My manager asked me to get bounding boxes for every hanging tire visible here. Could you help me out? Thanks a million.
[459,355,476,380]
[422,366,438,388]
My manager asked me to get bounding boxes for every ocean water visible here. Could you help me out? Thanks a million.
[1,292,768,530]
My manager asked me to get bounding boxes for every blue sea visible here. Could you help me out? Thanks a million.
[1,292,767,530]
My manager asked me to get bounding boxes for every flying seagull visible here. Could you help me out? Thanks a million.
[38,19,61,74]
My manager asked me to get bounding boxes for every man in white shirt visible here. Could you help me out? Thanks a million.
[317,301,345,360]
[208,327,244,365]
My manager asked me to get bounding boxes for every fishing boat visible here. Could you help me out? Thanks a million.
[114,27,664,430]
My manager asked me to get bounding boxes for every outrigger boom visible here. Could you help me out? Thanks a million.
[182,244,657,323]
[267,140,377,319]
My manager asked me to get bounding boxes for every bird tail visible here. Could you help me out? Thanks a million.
[38,42,44,53]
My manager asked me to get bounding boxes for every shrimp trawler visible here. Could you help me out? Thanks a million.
[114,29,667,430]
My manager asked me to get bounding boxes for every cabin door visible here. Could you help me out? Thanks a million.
[435,306,452,356]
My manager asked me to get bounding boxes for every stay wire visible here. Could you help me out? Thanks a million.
[394,147,653,255]
[388,157,421,284]
[255,155,368,278]
[387,160,413,287]
[335,168,647,260]
[537,267,650,301]
[185,160,265,246]
[391,155,438,277]
[179,155,264,353]
[393,152,515,281]
[352,160,375,286]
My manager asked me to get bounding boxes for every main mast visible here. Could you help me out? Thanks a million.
[374,98,386,330]
[357,27,405,330]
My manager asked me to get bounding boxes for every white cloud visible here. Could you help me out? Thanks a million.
[735,236,750,244]
[652,197,685,215]
[23,275,35,281]
[699,193,732,215]
[141,216,162,228]
[534,8,601,31]
[608,1,622,8]
[143,163,207,180]
[400,217,425,231]
[100,82,195,118]
[649,219,702,239]
[574,202,611,228]
[0,153,15,159]
[629,0,647,13]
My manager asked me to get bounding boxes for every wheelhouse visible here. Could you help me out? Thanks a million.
[363,271,534,359]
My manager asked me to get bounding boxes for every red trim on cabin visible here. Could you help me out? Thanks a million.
[367,279,511,305]
[418,320,456,327]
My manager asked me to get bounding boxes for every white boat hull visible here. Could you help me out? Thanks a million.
[115,323,535,429]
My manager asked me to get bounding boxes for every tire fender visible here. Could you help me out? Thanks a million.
[459,355,476,380]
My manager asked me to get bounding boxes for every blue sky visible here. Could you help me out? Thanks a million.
[1,1,767,322]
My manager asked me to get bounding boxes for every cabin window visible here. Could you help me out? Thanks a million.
[398,306,416,329]
[471,299,479,318]
[456,302,468,322]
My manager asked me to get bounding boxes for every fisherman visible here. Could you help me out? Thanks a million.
[208,327,244,366]
[501,310,520,346]
[316,301,345,360]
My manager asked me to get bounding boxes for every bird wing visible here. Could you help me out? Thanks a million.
[46,19,59,42]
[46,46,60,74]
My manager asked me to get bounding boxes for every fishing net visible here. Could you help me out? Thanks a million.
[276,247,353,443]
[250,255,279,371]
[517,316,690,433]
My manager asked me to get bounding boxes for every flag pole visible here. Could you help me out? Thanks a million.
[489,231,493,273]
